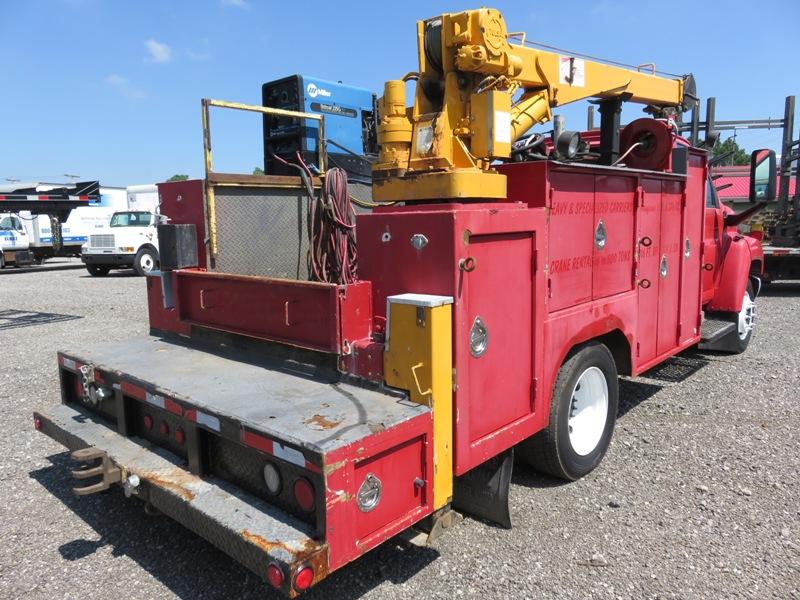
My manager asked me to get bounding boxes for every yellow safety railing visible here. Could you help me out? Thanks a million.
[200,98,327,258]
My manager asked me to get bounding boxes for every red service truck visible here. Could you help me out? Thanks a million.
[33,8,771,596]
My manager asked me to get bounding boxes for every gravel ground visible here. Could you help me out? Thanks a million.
[1,265,798,600]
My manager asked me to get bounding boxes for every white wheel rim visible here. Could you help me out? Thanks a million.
[140,253,154,272]
[568,366,609,456]
[738,292,755,340]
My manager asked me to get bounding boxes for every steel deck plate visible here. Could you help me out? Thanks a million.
[62,336,426,454]
[700,317,736,341]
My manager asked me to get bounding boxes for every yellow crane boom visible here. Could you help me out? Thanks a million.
[372,7,695,202]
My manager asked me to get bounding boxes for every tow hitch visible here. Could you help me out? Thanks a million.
[71,447,122,496]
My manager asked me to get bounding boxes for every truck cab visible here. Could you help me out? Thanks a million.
[81,210,162,276]
[0,213,33,268]
[699,154,769,353]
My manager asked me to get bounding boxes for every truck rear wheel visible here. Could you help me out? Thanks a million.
[87,265,110,277]
[718,282,755,354]
[518,342,618,481]
[134,247,158,276]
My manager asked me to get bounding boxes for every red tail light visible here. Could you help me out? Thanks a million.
[143,415,154,430]
[266,563,284,588]
[293,566,314,591]
[293,478,315,513]
[33,416,43,430]
[174,428,186,445]
[159,421,170,436]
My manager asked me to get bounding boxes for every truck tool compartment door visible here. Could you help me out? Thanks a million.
[656,181,683,356]
[547,172,594,311]
[464,231,534,446]
[636,179,662,365]
[678,156,705,343]
[592,175,636,300]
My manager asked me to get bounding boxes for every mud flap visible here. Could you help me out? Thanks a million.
[452,448,513,529]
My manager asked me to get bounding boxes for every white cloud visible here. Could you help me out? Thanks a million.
[104,74,146,100]
[105,74,128,86]
[187,38,210,61]
[221,0,249,8]
[144,38,173,63]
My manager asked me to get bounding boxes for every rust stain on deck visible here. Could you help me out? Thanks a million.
[304,414,340,430]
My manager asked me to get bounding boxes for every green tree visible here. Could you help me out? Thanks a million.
[166,174,189,182]
[252,167,265,176]
[711,137,749,166]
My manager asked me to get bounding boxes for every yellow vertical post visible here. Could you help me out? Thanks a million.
[384,293,453,510]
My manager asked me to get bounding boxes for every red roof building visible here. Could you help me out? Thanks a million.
[713,165,797,202]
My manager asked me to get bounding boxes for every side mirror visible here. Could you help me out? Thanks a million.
[749,149,776,202]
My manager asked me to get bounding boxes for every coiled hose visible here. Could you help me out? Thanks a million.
[270,152,358,284]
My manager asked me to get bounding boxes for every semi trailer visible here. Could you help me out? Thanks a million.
[0,181,100,268]
[680,95,800,282]
[34,8,769,596]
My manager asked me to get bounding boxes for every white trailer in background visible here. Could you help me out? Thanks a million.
[126,184,159,212]
[0,181,99,268]
[0,183,127,263]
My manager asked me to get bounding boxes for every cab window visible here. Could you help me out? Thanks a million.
[0,216,23,231]
[706,179,719,208]
[110,211,152,227]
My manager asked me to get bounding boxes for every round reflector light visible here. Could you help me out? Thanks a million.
[159,421,169,436]
[293,566,314,591]
[263,462,282,495]
[33,416,43,430]
[294,478,315,513]
[174,428,186,445]
[143,415,153,430]
[266,563,284,588]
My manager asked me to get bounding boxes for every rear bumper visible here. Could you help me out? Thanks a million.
[34,403,328,597]
[82,253,135,267]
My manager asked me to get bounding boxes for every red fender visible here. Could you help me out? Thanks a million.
[708,235,751,312]
[745,234,764,273]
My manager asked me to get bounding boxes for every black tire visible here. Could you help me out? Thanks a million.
[87,265,110,277]
[518,342,619,480]
[134,247,158,276]
[718,282,755,354]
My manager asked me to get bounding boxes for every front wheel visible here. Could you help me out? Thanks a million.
[518,342,619,481]
[86,265,110,277]
[134,247,158,276]
[719,282,756,354]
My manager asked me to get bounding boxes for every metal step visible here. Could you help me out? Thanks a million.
[700,317,736,345]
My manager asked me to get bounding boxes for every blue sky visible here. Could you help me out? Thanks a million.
[1,0,798,186]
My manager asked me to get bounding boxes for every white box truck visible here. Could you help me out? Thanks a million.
[81,184,163,276]
[0,213,33,268]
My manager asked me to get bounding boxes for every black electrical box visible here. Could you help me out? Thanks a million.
[157,224,198,271]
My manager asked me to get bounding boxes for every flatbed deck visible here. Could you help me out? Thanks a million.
[60,336,425,454]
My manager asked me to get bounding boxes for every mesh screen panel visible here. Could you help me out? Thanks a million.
[212,186,310,279]
[210,183,372,279]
